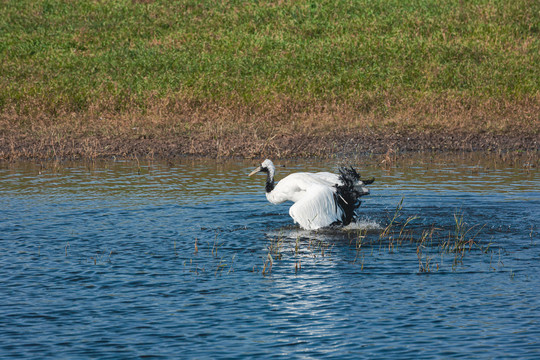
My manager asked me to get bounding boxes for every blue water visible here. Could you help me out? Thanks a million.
[1,156,539,359]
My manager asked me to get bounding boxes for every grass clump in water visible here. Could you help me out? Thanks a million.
[371,200,497,273]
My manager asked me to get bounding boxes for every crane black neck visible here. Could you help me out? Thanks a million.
[265,172,275,193]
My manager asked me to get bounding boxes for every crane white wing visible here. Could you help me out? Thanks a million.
[313,172,341,185]
[288,184,344,230]
[267,173,335,204]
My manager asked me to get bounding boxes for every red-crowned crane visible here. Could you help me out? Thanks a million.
[249,159,374,230]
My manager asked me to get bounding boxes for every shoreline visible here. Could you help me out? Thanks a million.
[1,129,538,161]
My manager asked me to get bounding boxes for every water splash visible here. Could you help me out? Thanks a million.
[266,218,382,241]
[343,218,382,231]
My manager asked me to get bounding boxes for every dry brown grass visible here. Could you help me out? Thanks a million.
[1,95,538,160]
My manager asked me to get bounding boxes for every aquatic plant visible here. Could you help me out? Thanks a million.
[260,198,502,275]
[262,233,284,276]
[180,232,238,277]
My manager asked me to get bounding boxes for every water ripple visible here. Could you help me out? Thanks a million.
[0,157,539,358]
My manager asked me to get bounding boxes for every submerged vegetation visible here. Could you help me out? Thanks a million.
[259,199,503,276]
[1,0,539,159]
[179,199,505,277]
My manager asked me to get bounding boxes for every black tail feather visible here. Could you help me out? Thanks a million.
[333,166,374,226]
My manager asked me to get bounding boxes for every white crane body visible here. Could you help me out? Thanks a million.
[249,160,373,230]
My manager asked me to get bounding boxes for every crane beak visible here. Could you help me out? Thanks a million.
[248,166,263,177]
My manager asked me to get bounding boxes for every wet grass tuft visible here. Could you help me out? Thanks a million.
[262,198,505,275]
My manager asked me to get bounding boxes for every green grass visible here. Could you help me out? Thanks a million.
[1,0,539,116]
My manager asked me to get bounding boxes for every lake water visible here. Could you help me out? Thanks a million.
[1,154,539,359]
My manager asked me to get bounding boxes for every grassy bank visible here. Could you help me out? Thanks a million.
[1,0,539,159]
